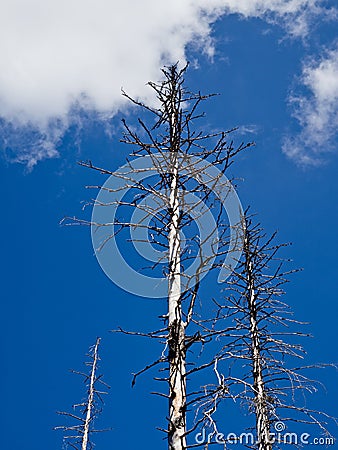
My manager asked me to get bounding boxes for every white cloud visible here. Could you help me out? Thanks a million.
[222,0,331,36]
[283,46,338,165]
[0,0,332,166]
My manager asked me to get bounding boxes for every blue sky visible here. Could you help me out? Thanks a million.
[1,1,338,449]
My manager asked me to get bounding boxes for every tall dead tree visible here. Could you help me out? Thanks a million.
[65,64,253,450]
[55,338,110,450]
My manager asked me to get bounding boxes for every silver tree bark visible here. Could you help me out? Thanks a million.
[245,244,272,450]
[82,337,101,450]
[167,77,187,450]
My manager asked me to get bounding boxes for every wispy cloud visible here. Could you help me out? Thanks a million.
[0,0,333,167]
[238,124,260,135]
[283,45,338,166]
[222,0,334,37]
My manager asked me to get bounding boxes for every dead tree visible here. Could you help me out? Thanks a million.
[203,213,337,448]
[55,338,110,450]
[63,63,253,450]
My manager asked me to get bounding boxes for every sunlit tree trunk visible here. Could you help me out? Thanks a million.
[82,338,101,450]
[245,246,272,450]
[167,70,187,450]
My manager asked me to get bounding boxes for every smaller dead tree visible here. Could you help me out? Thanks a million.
[55,338,110,450]
[201,213,337,448]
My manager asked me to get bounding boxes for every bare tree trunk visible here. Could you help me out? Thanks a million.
[167,76,186,450]
[82,337,101,450]
[244,237,272,450]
